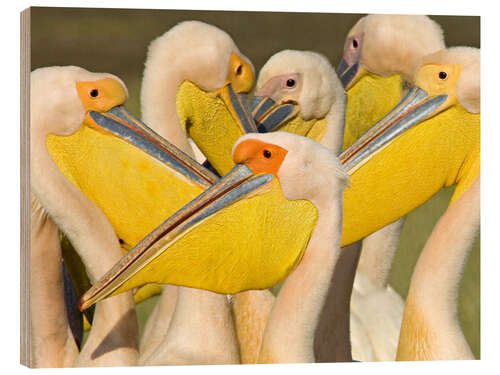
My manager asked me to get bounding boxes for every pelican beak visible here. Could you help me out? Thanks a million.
[249,95,299,133]
[336,33,366,89]
[78,164,276,310]
[83,105,218,187]
[219,83,259,134]
[340,87,448,174]
[336,59,367,90]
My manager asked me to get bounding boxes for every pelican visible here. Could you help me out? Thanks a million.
[233,133,349,362]
[80,131,348,363]
[394,47,480,360]
[30,66,142,366]
[137,21,256,364]
[339,45,479,241]
[397,178,479,360]
[343,46,479,361]
[82,119,437,362]
[142,20,256,175]
[237,49,351,362]
[335,14,446,361]
[337,12,445,280]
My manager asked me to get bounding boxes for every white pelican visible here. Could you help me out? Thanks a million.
[82,131,350,363]
[335,14,446,361]
[142,20,256,174]
[238,49,352,362]
[326,46,479,362]
[232,133,348,362]
[395,46,479,360]
[339,45,479,361]
[137,21,256,365]
[30,66,141,366]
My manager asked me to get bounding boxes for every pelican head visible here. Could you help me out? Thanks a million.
[250,50,346,153]
[30,66,128,137]
[141,21,256,175]
[336,15,446,150]
[337,14,445,89]
[341,46,480,245]
[413,47,480,114]
[233,132,349,205]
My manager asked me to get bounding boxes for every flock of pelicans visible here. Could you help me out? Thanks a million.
[29,14,480,367]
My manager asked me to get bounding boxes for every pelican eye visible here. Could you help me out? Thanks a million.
[236,64,243,76]
[352,39,358,48]
[286,79,296,88]
[90,89,99,98]
[438,71,448,80]
[263,150,272,159]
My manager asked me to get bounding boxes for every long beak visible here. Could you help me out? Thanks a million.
[79,164,274,310]
[340,87,448,174]
[249,95,299,133]
[85,105,218,188]
[220,84,259,134]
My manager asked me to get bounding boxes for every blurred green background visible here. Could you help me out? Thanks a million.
[29,7,480,359]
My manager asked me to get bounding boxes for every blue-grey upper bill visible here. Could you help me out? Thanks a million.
[89,106,219,187]
[250,95,297,133]
[227,84,259,134]
[336,58,360,89]
[340,87,448,173]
